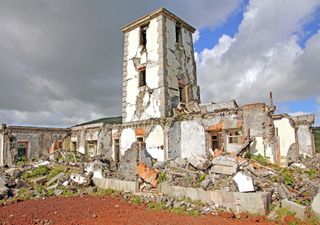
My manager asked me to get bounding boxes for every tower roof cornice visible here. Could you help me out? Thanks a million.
[121,7,196,33]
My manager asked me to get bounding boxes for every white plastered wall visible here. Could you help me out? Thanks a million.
[274,118,296,165]
[124,18,161,122]
[145,125,164,161]
[180,120,206,158]
[120,128,136,156]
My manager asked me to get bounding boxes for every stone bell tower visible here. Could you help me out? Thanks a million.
[121,8,200,123]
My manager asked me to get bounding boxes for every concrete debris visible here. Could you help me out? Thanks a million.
[136,162,159,187]
[233,172,254,192]
[188,155,211,171]
[174,157,187,168]
[32,176,47,185]
[0,177,9,199]
[200,177,212,191]
[84,161,104,178]
[311,192,320,220]
[70,173,87,185]
[46,172,65,186]
[211,156,238,175]
[281,199,307,220]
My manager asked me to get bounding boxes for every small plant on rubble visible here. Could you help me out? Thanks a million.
[304,169,319,179]
[47,166,64,180]
[158,172,167,183]
[131,195,143,205]
[147,202,166,211]
[17,188,32,200]
[21,166,49,179]
[247,154,269,166]
[279,168,294,187]
[198,174,206,182]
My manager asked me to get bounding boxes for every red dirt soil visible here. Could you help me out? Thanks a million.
[0,196,277,225]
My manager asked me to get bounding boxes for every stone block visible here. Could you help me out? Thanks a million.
[233,172,254,192]
[32,176,47,185]
[174,157,187,168]
[188,155,211,171]
[281,199,307,220]
[211,156,238,175]
[46,172,64,186]
[311,193,320,220]
[136,162,159,187]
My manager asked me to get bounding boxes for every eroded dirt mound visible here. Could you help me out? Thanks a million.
[0,196,276,225]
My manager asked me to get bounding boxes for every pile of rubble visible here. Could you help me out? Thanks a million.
[0,150,111,203]
[1,144,319,221]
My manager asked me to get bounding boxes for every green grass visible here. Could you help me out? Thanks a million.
[47,165,65,180]
[147,202,166,211]
[158,172,167,183]
[313,127,320,153]
[279,168,294,187]
[21,166,49,179]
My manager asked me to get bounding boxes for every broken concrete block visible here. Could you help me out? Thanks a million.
[281,199,307,220]
[311,193,320,220]
[46,172,64,186]
[70,173,87,185]
[34,161,50,168]
[188,155,211,171]
[5,168,20,177]
[84,161,103,178]
[201,177,212,190]
[211,156,238,175]
[136,162,160,187]
[32,176,47,185]
[175,157,187,168]
[15,179,29,189]
[0,177,8,199]
[233,172,254,192]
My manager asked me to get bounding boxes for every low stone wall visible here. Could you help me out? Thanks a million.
[160,184,270,215]
[93,177,136,193]
[93,178,270,215]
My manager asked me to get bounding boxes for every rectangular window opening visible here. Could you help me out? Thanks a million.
[140,25,148,47]
[228,130,242,144]
[210,132,223,151]
[114,139,120,162]
[175,25,182,43]
[139,69,146,87]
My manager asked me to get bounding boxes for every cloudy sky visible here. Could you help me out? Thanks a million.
[0,0,319,127]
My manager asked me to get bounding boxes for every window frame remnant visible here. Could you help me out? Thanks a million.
[86,140,97,157]
[17,141,28,161]
[228,130,242,144]
[209,131,223,151]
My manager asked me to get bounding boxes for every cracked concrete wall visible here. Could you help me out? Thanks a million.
[274,117,297,166]
[122,13,199,123]
[165,18,200,110]
[296,125,313,157]
[123,17,162,123]
[168,121,181,158]
[145,125,164,161]
[71,125,113,157]
[120,128,136,156]
[242,103,276,162]
[180,119,206,158]
[0,128,67,165]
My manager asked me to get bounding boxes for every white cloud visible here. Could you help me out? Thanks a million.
[197,0,320,105]
[193,30,200,43]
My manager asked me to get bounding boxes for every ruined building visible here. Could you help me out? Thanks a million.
[0,8,316,167]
